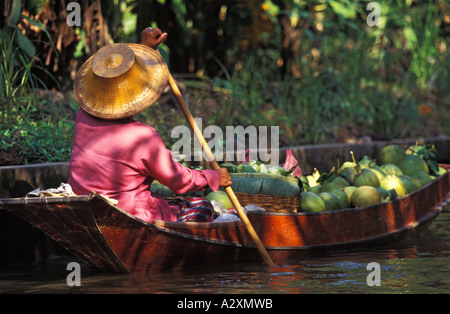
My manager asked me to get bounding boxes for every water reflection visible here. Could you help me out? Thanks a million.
[1,210,449,294]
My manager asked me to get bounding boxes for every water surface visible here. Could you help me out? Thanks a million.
[1,207,449,294]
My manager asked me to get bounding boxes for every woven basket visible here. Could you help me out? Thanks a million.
[234,192,301,213]
[154,173,302,213]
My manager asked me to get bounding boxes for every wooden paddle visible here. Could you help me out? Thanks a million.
[166,72,275,268]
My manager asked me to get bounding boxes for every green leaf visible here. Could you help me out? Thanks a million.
[329,1,357,19]
[6,0,22,27]
[428,160,439,175]
[403,26,418,49]
[15,30,36,58]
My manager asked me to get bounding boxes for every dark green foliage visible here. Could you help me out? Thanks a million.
[1,0,449,165]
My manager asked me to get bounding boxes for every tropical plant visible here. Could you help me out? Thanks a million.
[0,0,60,120]
[0,0,72,164]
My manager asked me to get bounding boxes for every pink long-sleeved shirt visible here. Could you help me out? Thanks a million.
[68,109,220,222]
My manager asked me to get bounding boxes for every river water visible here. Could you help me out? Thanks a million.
[1,205,449,295]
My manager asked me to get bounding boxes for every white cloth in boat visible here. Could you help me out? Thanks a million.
[26,183,119,205]
[212,204,265,222]
[26,183,75,197]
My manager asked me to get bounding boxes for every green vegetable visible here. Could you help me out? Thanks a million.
[230,173,301,196]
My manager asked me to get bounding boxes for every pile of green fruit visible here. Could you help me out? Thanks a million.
[299,143,447,213]
[219,160,301,197]
[219,160,291,176]
[151,159,302,201]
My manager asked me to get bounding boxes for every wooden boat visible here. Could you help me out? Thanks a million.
[1,164,449,273]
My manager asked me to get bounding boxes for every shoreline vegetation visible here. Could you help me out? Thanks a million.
[1,0,449,166]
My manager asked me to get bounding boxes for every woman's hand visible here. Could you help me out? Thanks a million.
[140,27,167,50]
[216,168,232,187]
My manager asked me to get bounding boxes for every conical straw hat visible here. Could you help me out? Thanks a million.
[74,43,168,119]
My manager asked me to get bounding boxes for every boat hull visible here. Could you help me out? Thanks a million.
[1,165,449,273]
